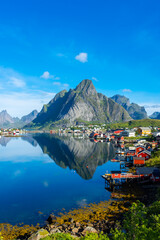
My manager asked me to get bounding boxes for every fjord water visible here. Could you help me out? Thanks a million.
[0,134,119,225]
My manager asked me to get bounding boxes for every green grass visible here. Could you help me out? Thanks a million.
[106,119,160,130]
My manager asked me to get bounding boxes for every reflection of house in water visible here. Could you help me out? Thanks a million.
[33,134,115,180]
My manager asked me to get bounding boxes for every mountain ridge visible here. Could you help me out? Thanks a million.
[111,94,147,120]
[28,79,131,129]
[0,110,38,128]
[150,112,160,119]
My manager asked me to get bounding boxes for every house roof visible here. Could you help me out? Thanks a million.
[111,171,121,174]
[152,169,160,177]
[138,127,151,130]
[136,167,159,175]
[133,157,145,161]
[138,150,151,156]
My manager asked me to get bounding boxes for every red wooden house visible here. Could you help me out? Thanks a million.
[126,150,136,156]
[137,150,151,160]
[113,130,124,135]
[111,171,121,178]
[150,169,160,182]
[133,157,145,166]
[135,146,145,155]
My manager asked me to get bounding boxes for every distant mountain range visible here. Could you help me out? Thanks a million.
[27,79,149,129]
[0,110,38,128]
[1,79,151,129]
[150,112,160,119]
[111,94,147,120]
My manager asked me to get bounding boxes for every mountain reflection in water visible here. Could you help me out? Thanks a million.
[33,134,115,180]
[0,134,118,225]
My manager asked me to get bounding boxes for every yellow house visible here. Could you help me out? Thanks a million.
[137,127,151,136]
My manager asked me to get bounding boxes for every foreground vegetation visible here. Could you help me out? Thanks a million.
[1,190,159,240]
[146,150,160,167]
[40,200,160,240]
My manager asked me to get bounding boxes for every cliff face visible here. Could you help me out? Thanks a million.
[29,80,131,128]
[21,110,38,124]
[111,95,147,120]
[34,134,115,180]
[0,110,14,127]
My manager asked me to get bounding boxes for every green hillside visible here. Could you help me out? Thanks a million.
[106,119,160,129]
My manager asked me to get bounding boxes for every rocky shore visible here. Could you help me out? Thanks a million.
[28,199,131,240]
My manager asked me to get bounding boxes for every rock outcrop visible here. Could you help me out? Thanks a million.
[111,94,147,120]
[21,110,38,124]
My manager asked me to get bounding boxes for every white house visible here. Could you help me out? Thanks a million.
[120,130,135,137]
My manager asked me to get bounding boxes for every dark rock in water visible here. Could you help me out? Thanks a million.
[47,214,57,224]
[68,217,74,223]
[111,94,147,120]
[27,79,131,128]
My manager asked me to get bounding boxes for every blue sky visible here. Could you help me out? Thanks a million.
[0,0,160,117]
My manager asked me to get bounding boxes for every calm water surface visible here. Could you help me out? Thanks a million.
[0,134,120,225]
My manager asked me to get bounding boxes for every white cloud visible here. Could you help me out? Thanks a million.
[0,66,26,89]
[53,82,61,86]
[54,76,60,80]
[40,71,53,79]
[75,52,88,63]
[141,103,160,116]
[53,82,69,89]
[122,89,132,92]
[0,91,56,118]
[40,71,60,80]
[92,77,98,82]
[9,77,26,88]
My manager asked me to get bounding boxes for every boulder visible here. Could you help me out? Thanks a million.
[82,226,97,235]
[28,229,49,240]
[72,227,79,234]
[50,228,61,234]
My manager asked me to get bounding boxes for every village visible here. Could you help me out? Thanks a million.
[100,127,160,188]
[0,128,26,136]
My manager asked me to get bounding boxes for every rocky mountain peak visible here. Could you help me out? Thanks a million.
[75,79,96,95]
[21,110,38,123]
[111,95,130,109]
